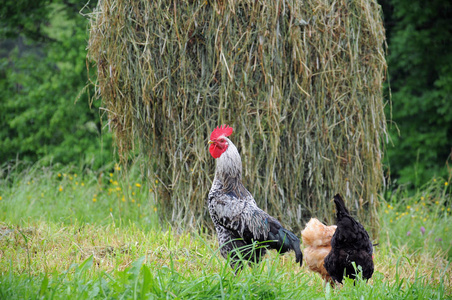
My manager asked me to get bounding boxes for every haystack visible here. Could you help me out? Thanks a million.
[88,0,387,233]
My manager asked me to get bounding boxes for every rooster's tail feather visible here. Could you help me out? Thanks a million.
[268,227,303,266]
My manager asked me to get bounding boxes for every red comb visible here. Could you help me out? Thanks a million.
[210,125,233,140]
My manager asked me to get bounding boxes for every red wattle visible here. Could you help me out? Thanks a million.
[209,143,226,158]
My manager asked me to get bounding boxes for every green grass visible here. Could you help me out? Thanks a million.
[381,178,452,259]
[0,163,451,299]
[0,162,160,229]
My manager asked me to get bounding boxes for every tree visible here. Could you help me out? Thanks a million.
[0,0,112,168]
[380,0,452,187]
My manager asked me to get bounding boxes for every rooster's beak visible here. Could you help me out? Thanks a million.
[208,140,214,144]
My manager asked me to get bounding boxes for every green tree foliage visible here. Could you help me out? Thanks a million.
[380,0,452,186]
[0,0,112,167]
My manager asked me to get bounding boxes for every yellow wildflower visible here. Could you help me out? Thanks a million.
[0,196,2,201]
[435,201,439,205]
[135,183,141,188]
[109,173,113,177]
[59,186,63,192]
[92,198,97,202]
[154,207,157,212]
[137,203,141,207]
[121,196,125,202]
[132,192,135,196]
[81,182,85,187]
[109,208,113,212]
[131,199,135,203]
[155,179,159,184]
[445,182,449,186]
[406,205,411,210]
[58,173,62,177]
[421,196,424,201]
[384,209,389,214]
[448,208,451,212]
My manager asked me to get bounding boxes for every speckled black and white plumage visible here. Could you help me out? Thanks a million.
[208,137,303,270]
[324,194,374,283]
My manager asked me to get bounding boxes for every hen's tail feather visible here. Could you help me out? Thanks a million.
[268,227,303,266]
[333,193,350,216]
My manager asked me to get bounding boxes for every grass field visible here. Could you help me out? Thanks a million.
[0,162,451,299]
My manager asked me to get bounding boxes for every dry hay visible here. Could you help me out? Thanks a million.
[87,0,387,234]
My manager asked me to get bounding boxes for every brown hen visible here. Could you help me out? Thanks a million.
[301,218,336,282]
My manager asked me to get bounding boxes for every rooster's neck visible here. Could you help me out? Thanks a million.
[214,139,251,198]
[215,139,242,180]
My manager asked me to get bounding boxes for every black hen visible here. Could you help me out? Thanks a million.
[324,194,374,283]
[207,125,303,270]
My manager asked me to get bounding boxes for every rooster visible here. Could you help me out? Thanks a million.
[324,194,374,283]
[301,218,336,282]
[207,125,303,270]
